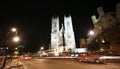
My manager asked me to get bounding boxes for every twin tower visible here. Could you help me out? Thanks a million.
[51,15,76,56]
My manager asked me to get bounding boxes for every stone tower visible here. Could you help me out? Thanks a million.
[97,7,105,17]
[97,6,111,30]
[51,16,59,56]
[64,15,76,50]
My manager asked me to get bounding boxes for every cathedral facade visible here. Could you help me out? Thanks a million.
[50,15,76,56]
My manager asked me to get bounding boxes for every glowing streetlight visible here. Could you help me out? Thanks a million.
[89,30,94,36]
[40,47,44,50]
[86,30,95,52]
[13,36,20,42]
[15,47,18,50]
[100,48,104,51]
[11,28,17,32]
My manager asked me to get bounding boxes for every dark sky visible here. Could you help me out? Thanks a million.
[0,0,119,49]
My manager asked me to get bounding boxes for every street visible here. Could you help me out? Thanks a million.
[20,58,120,69]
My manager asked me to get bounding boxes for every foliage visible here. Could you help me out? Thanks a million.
[24,34,41,53]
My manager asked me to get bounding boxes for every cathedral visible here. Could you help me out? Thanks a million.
[50,15,76,56]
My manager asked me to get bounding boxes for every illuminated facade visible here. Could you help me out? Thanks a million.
[51,15,76,56]
[51,16,60,56]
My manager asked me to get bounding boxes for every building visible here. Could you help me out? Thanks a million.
[90,2,120,54]
[80,38,86,48]
[50,15,76,56]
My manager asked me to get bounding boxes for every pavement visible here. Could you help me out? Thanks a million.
[3,59,25,69]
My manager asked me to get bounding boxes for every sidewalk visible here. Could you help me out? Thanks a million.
[4,59,25,69]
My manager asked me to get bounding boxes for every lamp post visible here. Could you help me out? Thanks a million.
[1,27,18,68]
[13,36,20,55]
[11,28,17,33]
[86,30,95,52]
[89,30,94,52]
[13,36,20,68]
[89,30,94,36]
[13,36,20,43]
[40,46,44,57]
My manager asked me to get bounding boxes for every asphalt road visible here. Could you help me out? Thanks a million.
[21,59,120,69]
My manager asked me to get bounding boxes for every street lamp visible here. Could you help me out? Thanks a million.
[13,36,20,43]
[12,35,20,60]
[1,27,19,68]
[86,30,95,52]
[11,28,20,68]
[13,36,20,56]
[40,47,44,50]
[40,47,44,57]
[11,28,17,32]
[89,30,94,36]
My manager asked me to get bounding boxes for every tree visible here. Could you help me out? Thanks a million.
[25,34,41,53]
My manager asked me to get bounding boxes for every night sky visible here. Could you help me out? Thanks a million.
[0,0,119,51]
